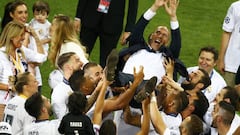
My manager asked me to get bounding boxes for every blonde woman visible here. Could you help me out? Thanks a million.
[0,21,46,120]
[1,0,47,92]
[49,14,89,67]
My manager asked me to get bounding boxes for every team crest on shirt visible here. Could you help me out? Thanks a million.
[224,17,230,24]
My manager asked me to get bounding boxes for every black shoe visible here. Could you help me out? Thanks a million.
[134,76,157,103]
[106,49,119,81]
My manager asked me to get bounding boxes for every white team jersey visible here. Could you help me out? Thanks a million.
[48,69,64,89]
[3,96,35,135]
[159,111,181,135]
[51,82,73,120]
[23,119,61,135]
[222,1,240,73]
[178,66,226,103]
[123,49,165,84]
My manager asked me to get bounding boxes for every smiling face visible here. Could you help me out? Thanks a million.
[148,26,169,51]
[10,4,28,24]
[198,51,216,74]
[181,70,204,90]
[84,65,103,84]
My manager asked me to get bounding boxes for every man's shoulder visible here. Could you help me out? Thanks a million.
[212,69,226,83]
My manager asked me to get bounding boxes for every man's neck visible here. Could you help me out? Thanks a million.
[63,70,73,80]
[218,124,231,135]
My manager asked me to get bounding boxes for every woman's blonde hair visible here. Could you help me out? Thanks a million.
[0,21,25,55]
[48,14,88,65]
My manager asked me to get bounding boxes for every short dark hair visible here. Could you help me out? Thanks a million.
[67,91,87,115]
[25,92,43,119]
[99,119,116,135]
[186,114,203,135]
[176,91,189,113]
[218,101,235,125]
[192,91,209,120]
[223,86,239,110]
[198,68,211,90]
[83,62,99,71]
[69,69,85,92]
[32,0,50,14]
[57,52,75,69]
[199,46,218,61]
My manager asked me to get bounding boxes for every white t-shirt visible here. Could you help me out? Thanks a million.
[3,96,35,135]
[178,66,226,103]
[29,18,51,54]
[222,1,240,73]
[59,41,89,65]
[23,119,61,135]
[51,82,73,120]
[123,49,165,84]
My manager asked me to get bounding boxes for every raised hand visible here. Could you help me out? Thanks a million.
[120,32,131,45]
[164,0,179,21]
[162,75,184,92]
[163,57,174,78]
[133,66,144,84]
[151,0,169,12]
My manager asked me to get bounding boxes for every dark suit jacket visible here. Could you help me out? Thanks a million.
[75,0,138,34]
[118,15,187,81]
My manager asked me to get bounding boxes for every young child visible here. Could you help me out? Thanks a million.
[58,91,95,135]
[29,0,51,54]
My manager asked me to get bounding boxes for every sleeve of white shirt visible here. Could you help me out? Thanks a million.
[222,3,235,32]
[170,21,179,30]
[143,9,157,20]
[21,46,47,63]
